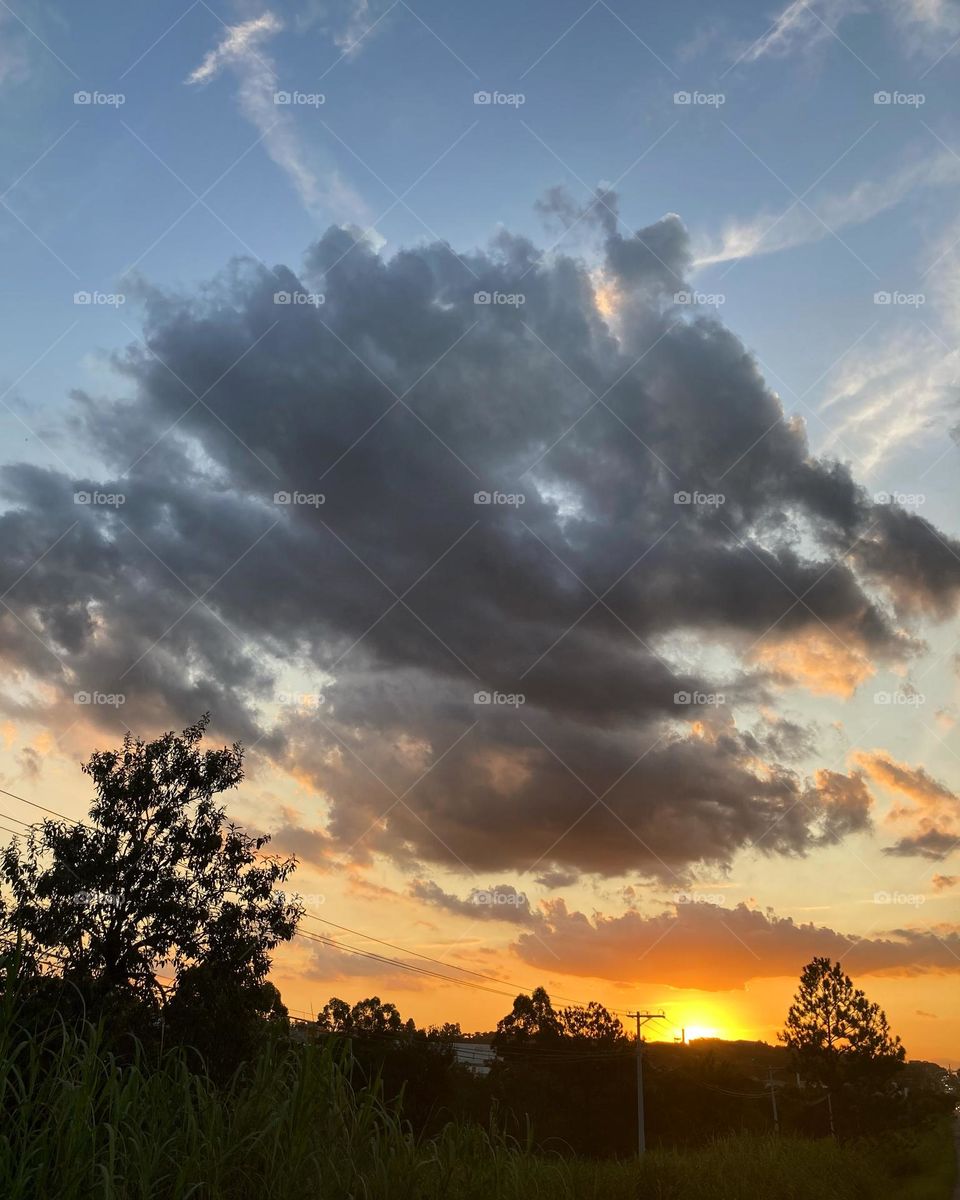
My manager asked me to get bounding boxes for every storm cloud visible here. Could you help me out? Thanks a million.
[2,198,959,881]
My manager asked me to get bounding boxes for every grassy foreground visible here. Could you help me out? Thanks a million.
[1,1017,954,1200]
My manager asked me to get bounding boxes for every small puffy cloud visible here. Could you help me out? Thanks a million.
[535,867,581,890]
[410,879,540,924]
[853,751,958,859]
[884,829,957,862]
[854,751,956,811]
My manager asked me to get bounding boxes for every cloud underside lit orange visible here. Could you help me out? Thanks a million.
[513,900,960,991]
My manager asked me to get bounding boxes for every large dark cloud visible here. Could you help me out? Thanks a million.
[1,198,959,881]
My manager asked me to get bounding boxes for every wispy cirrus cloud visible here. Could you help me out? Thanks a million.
[187,12,372,224]
[694,151,959,268]
[734,0,866,67]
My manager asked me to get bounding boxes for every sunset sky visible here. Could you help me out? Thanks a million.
[1,0,959,1063]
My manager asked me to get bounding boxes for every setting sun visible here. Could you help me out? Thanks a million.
[678,1024,722,1042]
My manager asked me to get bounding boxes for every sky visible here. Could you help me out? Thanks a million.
[1,0,959,1062]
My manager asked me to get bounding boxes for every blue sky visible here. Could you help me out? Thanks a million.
[4,0,959,496]
[2,0,960,1057]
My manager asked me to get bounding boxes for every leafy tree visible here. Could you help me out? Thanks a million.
[317,996,355,1033]
[493,986,561,1047]
[559,1001,625,1045]
[779,957,905,1089]
[425,1021,463,1041]
[0,715,302,1023]
[317,995,414,1037]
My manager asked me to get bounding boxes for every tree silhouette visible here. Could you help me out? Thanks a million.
[317,995,415,1036]
[559,1000,625,1045]
[780,957,904,1089]
[493,986,561,1047]
[1,715,302,1020]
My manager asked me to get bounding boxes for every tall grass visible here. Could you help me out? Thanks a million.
[0,1010,953,1200]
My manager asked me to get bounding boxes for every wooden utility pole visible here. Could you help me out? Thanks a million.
[627,1010,665,1155]
[766,1067,779,1133]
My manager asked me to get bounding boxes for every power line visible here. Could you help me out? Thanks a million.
[2,788,644,1023]
[295,926,523,1001]
[298,909,636,1016]
[0,786,89,827]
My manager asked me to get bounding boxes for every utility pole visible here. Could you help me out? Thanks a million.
[766,1067,779,1134]
[627,1010,665,1156]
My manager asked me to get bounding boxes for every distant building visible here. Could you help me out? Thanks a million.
[453,1042,496,1075]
